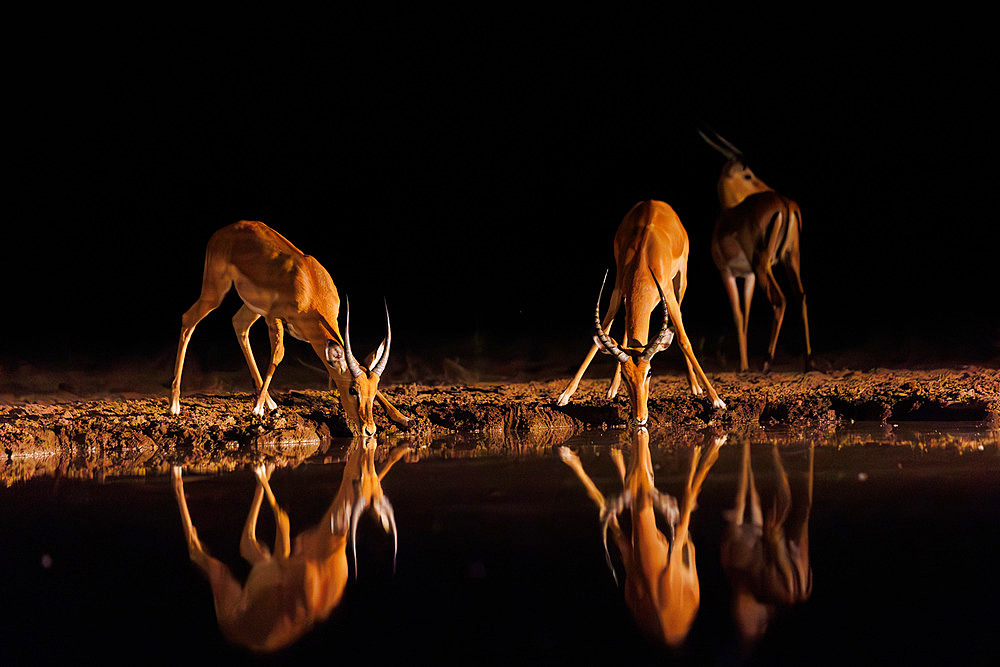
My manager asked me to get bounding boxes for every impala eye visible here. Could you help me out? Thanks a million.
[646,368,653,378]
[744,174,753,180]
[348,386,359,397]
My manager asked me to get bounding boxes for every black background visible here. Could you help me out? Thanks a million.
[7,11,998,378]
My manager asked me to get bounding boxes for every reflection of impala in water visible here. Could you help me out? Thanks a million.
[171,438,407,652]
[721,441,813,645]
[560,430,724,646]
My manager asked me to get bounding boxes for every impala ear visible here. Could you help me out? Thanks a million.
[326,341,348,373]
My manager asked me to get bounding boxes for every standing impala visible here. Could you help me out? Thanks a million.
[169,220,411,436]
[171,438,407,653]
[721,440,813,647]
[700,129,813,372]
[559,430,725,647]
[557,200,727,420]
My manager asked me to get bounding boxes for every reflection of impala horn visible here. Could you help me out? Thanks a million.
[599,490,632,586]
[347,491,399,578]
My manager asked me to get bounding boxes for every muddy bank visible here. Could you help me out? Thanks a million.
[2,367,997,482]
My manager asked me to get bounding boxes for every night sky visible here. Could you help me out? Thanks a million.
[7,14,997,378]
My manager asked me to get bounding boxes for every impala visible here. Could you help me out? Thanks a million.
[557,200,727,420]
[721,440,813,646]
[169,220,411,436]
[171,437,407,652]
[700,129,813,372]
[559,429,725,646]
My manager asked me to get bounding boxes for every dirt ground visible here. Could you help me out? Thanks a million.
[2,364,998,485]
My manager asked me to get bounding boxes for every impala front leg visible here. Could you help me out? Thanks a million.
[558,286,622,406]
[375,390,413,428]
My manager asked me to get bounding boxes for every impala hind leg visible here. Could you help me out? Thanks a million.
[252,318,285,416]
[782,253,813,372]
[169,267,232,415]
[557,287,623,406]
[754,260,786,373]
[233,305,277,412]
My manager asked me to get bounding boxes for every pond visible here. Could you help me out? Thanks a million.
[1,423,997,665]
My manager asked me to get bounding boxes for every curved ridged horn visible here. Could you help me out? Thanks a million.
[370,299,391,378]
[697,127,744,162]
[639,269,675,363]
[594,270,630,364]
[343,297,364,379]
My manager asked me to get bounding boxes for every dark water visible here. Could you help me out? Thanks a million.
[1,424,998,665]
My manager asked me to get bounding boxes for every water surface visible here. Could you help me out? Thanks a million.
[1,423,997,664]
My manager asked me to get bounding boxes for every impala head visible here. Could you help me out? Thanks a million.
[331,438,400,577]
[325,299,392,437]
[593,270,675,426]
[698,128,772,208]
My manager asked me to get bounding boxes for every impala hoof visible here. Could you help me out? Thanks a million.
[169,402,180,416]
[556,392,571,407]
[557,446,577,463]
[713,397,727,410]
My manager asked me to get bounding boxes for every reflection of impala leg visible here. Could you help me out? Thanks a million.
[233,305,277,412]
[557,288,622,406]
[171,466,245,615]
[254,464,291,559]
[170,265,231,415]
[239,482,270,565]
[558,447,609,513]
[253,318,285,416]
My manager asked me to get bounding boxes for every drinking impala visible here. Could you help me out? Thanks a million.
[557,200,727,420]
[169,220,411,436]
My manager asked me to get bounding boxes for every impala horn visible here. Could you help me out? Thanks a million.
[593,270,630,364]
[370,299,392,378]
[343,297,364,379]
[697,127,745,162]
[639,269,675,363]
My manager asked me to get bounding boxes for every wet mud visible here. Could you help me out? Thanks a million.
[2,366,997,485]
